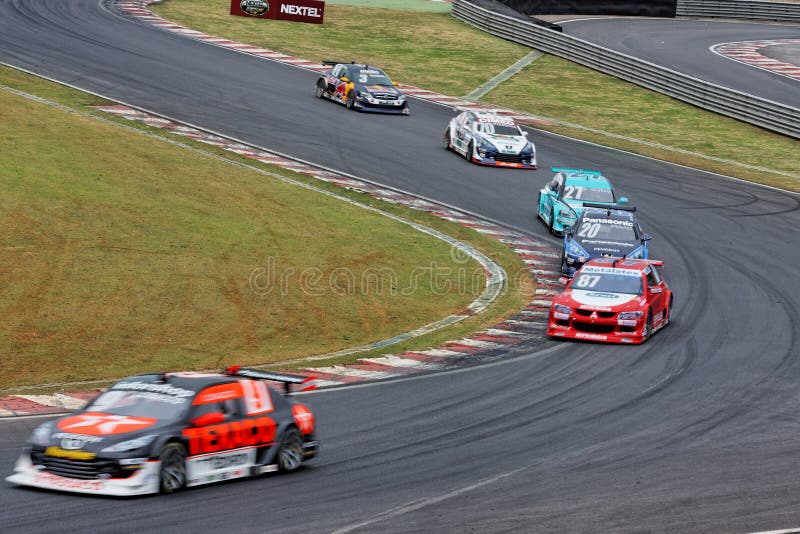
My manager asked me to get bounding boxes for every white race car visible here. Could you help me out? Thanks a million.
[443,111,536,169]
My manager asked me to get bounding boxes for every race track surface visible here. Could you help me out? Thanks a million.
[2,2,800,532]
[559,17,800,108]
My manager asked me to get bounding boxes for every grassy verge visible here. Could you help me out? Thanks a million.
[0,65,532,391]
[152,0,798,191]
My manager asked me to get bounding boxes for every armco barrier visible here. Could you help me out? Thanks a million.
[676,0,800,21]
[452,0,800,139]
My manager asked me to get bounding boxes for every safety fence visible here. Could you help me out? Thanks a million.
[676,0,800,21]
[452,0,800,139]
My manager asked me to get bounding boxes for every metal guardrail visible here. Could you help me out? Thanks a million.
[452,0,800,139]
[677,0,800,21]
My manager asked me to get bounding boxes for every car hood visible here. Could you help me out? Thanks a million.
[40,411,176,453]
[479,134,528,153]
[576,238,638,258]
[556,289,645,311]
[362,84,400,95]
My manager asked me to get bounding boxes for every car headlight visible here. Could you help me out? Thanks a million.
[476,137,496,157]
[626,246,645,259]
[566,240,589,258]
[553,304,571,315]
[618,311,643,320]
[102,434,157,453]
[359,91,372,101]
[30,421,55,446]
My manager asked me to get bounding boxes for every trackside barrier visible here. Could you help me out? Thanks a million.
[676,0,800,21]
[451,0,800,139]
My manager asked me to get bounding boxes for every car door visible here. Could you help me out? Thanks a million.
[644,266,667,323]
[455,113,473,153]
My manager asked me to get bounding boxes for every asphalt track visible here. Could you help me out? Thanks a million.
[1,1,800,532]
[558,17,800,108]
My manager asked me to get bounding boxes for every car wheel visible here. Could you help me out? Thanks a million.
[560,253,568,275]
[665,296,673,327]
[466,140,474,162]
[159,442,187,494]
[315,81,326,98]
[643,310,653,339]
[277,427,304,473]
[443,130,451,151]
[536,193,544,221]
[346,91,355,110]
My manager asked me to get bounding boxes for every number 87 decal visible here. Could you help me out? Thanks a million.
[575,274,600,288]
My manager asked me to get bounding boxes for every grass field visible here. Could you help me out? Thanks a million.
[152,1,799,191]
[0,67,532,391]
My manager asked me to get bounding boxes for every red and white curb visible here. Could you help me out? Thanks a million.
[712,39,800,82]
[0,1,563,416]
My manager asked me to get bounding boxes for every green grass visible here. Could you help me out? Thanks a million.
[152,0,799,191]
[0,66,532,391]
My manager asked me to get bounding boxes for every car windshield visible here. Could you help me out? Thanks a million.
[87,389,191,420]
[561,185,614,203]
[474,121,519,136]
[576,218,636,241]
[351,68,392,85]
[572,271,643,295]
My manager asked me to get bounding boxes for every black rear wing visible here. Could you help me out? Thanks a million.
[582,202,637,212]
[225,366,316,394]
[322,60,356,66]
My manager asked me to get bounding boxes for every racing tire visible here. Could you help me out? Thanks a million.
[346,91,356,111]
[664,296,673,327]
[560,253,568,276]
[277,427,304,473]
[643,310,653,340]
[443,130,451,151]
[548,207,557,235]
[536,193,543,221]
[314,81,326,99]
[466,141,474,162]
[159,442,187,494]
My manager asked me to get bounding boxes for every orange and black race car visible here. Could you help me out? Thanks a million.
[6,367,319,496]
[314,61,409,114]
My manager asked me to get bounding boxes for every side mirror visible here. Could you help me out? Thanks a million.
[649,286,663,294]
[564,226,573,237]
[393,81,399,86]
[522,131,529,137]
[341,76,349,83]
[192,412,225,427]
[617,196,629,204]
[642,233,652,242]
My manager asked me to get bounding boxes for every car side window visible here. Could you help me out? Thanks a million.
[549,175,561,193]
[646,267,661,286]
[191,398,241,420]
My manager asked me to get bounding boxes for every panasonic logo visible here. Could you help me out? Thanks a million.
[584,218,633,226]
[281,4,321,16]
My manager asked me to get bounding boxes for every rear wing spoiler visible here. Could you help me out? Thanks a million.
[551,167,602,176]
[225,366,316,394]
[322,60,356,66]
[644,259,664,267]
[582,202,637,212]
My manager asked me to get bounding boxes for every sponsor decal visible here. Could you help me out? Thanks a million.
[581,266,641,277]
[182,417,277,455]
[240,0,269,15]
[280,3,320,17]
[585,292,618,299]
[575,332,608,340]
[45,446,96,461]
[52,432,103,444]
[33,471,105,491]
[583,217,633,226]
[193,383,243,405]
[477,117,515,126]
[112,381,194,398]
[57,413,157,436]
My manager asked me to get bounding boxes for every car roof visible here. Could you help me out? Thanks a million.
[580,208,635,221]
[345,64,386,74]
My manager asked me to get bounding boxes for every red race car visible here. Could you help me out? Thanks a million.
[547,258,673,344]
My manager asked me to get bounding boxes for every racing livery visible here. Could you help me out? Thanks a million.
[314,61,409,114]
[561,204,652,276]
[6,367,319,496]
[547,258,673,344]
[537,168,628,235]
[443,111,536,169]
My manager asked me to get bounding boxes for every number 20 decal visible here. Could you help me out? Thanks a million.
[578,223,601,238]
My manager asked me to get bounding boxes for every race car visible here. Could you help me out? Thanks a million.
[561,204,652,276]
[547,258,673,344]
[314,61,409,114]
[6,366,319,496]
[537,168,629,235]
[442,110,536,169]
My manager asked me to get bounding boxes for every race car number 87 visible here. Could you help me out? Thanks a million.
[575,275,600,288]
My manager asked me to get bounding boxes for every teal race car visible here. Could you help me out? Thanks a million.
[537,168,629,235]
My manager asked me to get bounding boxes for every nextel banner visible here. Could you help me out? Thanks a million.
[230,0,325,24]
